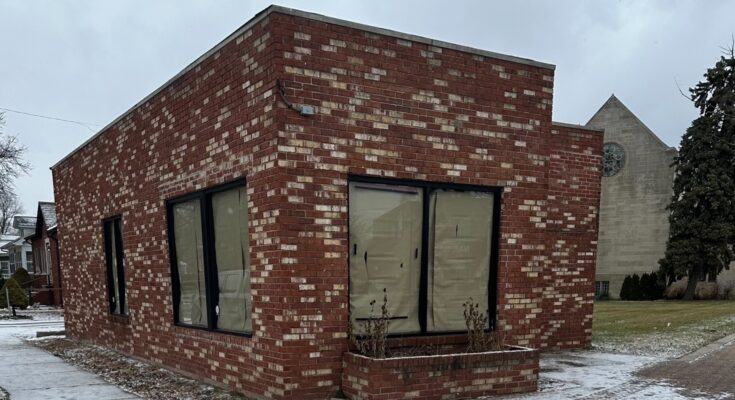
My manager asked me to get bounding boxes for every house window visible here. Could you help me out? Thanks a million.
[348,178,500,335]
[167,180,251,334]
[8,252,16,274]
[25,251,34,271]
[595,281,609,298]
[104,217,127,315]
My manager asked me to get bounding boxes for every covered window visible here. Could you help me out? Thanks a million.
[349,178,500,335]
[168,180,251,334]
[104,217,127,315]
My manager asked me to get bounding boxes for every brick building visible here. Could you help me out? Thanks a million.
[27,202,62,306]
[52,6,602,399]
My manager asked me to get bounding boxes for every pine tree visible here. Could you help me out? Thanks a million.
[620,275,632,300]
[10,267,31,288]
[659,47,735,300]
[630,274,642,300]
[640,273,651,300]
[0,278,28,315]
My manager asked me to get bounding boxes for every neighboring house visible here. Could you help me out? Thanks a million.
[0,234,16,278]
[0,216,36,279]
[588,95,678,299]
[25,202,62,306]
[51,6,603,399]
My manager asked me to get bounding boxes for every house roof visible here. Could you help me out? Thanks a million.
[50,5,555,171]
[0,234,17,255]
[28,202,57,240]
[0,236,25,251]
[12,216,36,230]
[39,202,57,228]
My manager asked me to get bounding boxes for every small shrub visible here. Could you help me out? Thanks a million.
[0,278,29,311]
[630,274,642,300]
[665,279,687,299]
[695,282,719,300]
[620,276,632,300]
[349,288,389,359]
[665,278,721,300]
[10,267,32,288]
[462,298,505,353]
[719,280,735,300]
[620,272,664,300]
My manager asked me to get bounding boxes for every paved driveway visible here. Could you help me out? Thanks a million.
[0,318,139,400]
[638,333,735,399]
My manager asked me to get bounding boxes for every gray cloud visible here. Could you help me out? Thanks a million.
[1,0,732,211]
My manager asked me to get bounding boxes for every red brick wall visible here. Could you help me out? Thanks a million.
[30,224,63,306]
[53,14,283,399]
[49,233,62,306]
[52,8,601,399]
[541,123,603,349]
[342,347,538,400]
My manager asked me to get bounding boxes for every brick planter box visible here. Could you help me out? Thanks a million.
[342,346,539,400]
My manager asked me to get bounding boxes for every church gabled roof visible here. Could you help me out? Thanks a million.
[587,94,677,153]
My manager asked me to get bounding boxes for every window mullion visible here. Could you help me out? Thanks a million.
[207,190,222,331]
[200,193,217,330]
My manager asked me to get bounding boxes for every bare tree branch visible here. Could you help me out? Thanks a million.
[0,112,31,199]
[0,191,23,235]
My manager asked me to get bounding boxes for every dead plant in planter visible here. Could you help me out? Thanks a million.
[463,298,505,353]
[349,288,390,358]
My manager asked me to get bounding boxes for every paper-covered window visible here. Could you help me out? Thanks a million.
[427,190,493,331]
[212,187,251,333]
[349,182,422,334]
[172,200,207,326]
[349,179,498,336]
[168,180,251,334]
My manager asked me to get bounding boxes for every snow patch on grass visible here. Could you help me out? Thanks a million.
[594,315,735,357]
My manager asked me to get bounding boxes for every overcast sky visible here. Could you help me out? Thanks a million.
[1,0,733,213]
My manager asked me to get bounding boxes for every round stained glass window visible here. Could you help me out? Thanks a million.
[602,143,625,177]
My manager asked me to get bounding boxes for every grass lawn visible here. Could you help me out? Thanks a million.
[593,300,735,356]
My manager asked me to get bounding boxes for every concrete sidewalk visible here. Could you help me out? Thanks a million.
[0,320,138,400]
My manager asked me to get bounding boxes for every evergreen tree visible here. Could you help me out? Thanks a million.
[620,275,632,300]
[640,273,651,300]
[659,47,735,300]
[10,267,31,288]
[0,278,28,315]
[630,274,642,300]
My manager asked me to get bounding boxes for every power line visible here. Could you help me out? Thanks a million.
[0,106,100,132]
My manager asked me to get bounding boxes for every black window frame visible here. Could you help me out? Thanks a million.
[166,178,251,337]
[348,175,503,337]
[595,281,610,298]
[103,216,127,315]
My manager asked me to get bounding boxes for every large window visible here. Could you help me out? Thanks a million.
[104,217,127,315]
[168,180,251,334]
[349,178,500,335]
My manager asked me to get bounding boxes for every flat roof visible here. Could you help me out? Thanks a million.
[551,121,604,133]
[51,5,555,170]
